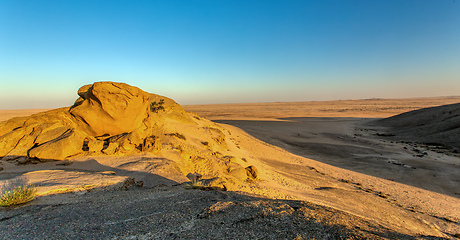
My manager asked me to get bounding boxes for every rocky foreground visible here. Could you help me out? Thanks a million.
[1,186,422,240]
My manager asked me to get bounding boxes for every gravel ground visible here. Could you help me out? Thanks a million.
[0,186,438,240]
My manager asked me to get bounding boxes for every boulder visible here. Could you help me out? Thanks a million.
[72,84,92,107]
[0,82,180,161]
[142,135,161,152]
[103,142,119,155]
[28,128,87,160]
[227,162,249,181]
[0,108,75,158]
[87,138,105,152]
[245,165,259,180]
[70,82,151,136]
[186,172,203,182]
[0,129,30,157]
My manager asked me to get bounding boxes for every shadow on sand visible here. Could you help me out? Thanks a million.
[0,155,178,192]
[215,117,460,198]
[0,154,454,238]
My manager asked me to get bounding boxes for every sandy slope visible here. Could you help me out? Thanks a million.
[375,102,460,152]
[1,97,460,238]
[222,124,460,236]
[185,96,460,237]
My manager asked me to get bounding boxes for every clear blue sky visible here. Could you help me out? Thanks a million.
[1,0,459,109]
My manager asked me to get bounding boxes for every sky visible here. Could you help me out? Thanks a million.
[1,0,459,109]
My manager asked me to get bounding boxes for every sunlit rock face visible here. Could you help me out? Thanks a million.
[0,81,155,161]
[0,81,197,161]
[0,107,82,161]
[0,81,260,190]
[70,82,151,137]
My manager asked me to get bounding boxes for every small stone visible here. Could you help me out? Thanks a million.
[223,155,237,162]
[88,139,105,152]
[30,159,41,164]
[118,177,143,190]
[103,142,119,155]
[56,159,73,166]
[16,157,30,165]
[245,165,259,180]
[186,172,203,182]
[227,163,248,181]
[142,135,160,151]
[136,181,144,187]
[99,171,116,175]
[75,189,88,196]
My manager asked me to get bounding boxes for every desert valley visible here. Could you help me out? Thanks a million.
[1,82,459,239]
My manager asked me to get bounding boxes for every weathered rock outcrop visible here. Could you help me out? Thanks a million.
[0,82,259,188]
[0,108,81,160]
[70,82,151,136]
[0,82,168,160]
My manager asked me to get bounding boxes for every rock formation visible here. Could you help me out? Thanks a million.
[0,82,258,188]
[70,82,151,136]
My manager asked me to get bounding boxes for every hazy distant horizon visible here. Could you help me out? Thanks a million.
[2,91,460,110]
[1,0,459,109]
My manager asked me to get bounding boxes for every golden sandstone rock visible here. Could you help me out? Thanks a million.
[0,108,78,160]
[0,82,155,160]
[0,81,259,188]
[70,82,151,136]
[28,128,87,160]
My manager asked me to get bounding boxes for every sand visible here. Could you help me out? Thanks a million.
[183,96,460,119]
[0,109,50,122]
[1,96,460,238]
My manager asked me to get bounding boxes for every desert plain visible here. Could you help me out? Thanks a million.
[1,82,460,239]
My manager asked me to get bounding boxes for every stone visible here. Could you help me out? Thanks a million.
[0,131,27,157]
[0,82,196,161]
[35,127,71,145]
[245,165,259,180]
[28,128,87,160]
[74,189,88,196]
[118,131,144,151]
[142,135,160,152]
[0,108,77,159]
[186,172,203,182]
[227,162,248,181]
[77,84,92,98]
[117,177,143,190]
[0,125,43,158]
[69,82,151,136]
[16,157,30,165]
[99,171,116,175]
[201,177,227,191]
[55,160,73,166]
[87,138,105,152]
[103,142,119,155]
[223,155,238,162]
[118,141,136,153]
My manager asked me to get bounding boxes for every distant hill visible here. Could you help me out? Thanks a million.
[376,102,460,151]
